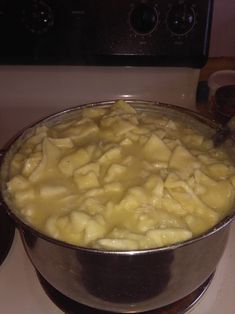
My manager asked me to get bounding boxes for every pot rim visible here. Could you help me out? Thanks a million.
[1,99,234,255]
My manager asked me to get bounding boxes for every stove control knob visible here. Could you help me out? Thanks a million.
[130,3,158,35]
[21,0,54,35]
[167,2,196,36]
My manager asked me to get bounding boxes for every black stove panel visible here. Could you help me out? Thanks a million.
[0,0,213,67]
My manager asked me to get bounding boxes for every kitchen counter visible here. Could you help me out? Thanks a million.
[197,57,235,119]
[200,57,235,81]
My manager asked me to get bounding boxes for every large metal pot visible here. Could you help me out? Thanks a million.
[1,101,235,313]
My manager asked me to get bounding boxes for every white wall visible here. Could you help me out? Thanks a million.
[209,0,235,57]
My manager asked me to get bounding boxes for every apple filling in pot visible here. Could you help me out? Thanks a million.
[6,101,235,250]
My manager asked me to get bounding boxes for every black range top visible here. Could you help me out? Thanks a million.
[0,0,213,67]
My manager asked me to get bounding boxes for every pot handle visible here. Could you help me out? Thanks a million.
[0,149,6,206]
[0,149,5,160]
[0,149,5,162]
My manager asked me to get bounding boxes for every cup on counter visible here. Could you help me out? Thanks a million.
[208,70,235,123]
[214,85,235,124]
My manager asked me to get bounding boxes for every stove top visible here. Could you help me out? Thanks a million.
[0,64,235,314]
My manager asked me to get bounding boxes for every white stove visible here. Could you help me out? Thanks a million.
[0,65,200,148]
[1,1,234,313]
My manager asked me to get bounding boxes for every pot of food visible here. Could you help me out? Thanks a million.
[1,100,235,313]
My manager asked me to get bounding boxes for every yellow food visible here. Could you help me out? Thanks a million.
[5,100,235,250]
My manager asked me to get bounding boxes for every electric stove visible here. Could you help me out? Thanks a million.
[1,1,234,313]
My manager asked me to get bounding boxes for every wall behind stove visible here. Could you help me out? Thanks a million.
[209,0,235,57]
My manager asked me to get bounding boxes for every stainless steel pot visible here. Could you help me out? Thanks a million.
[1,100,235,313]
